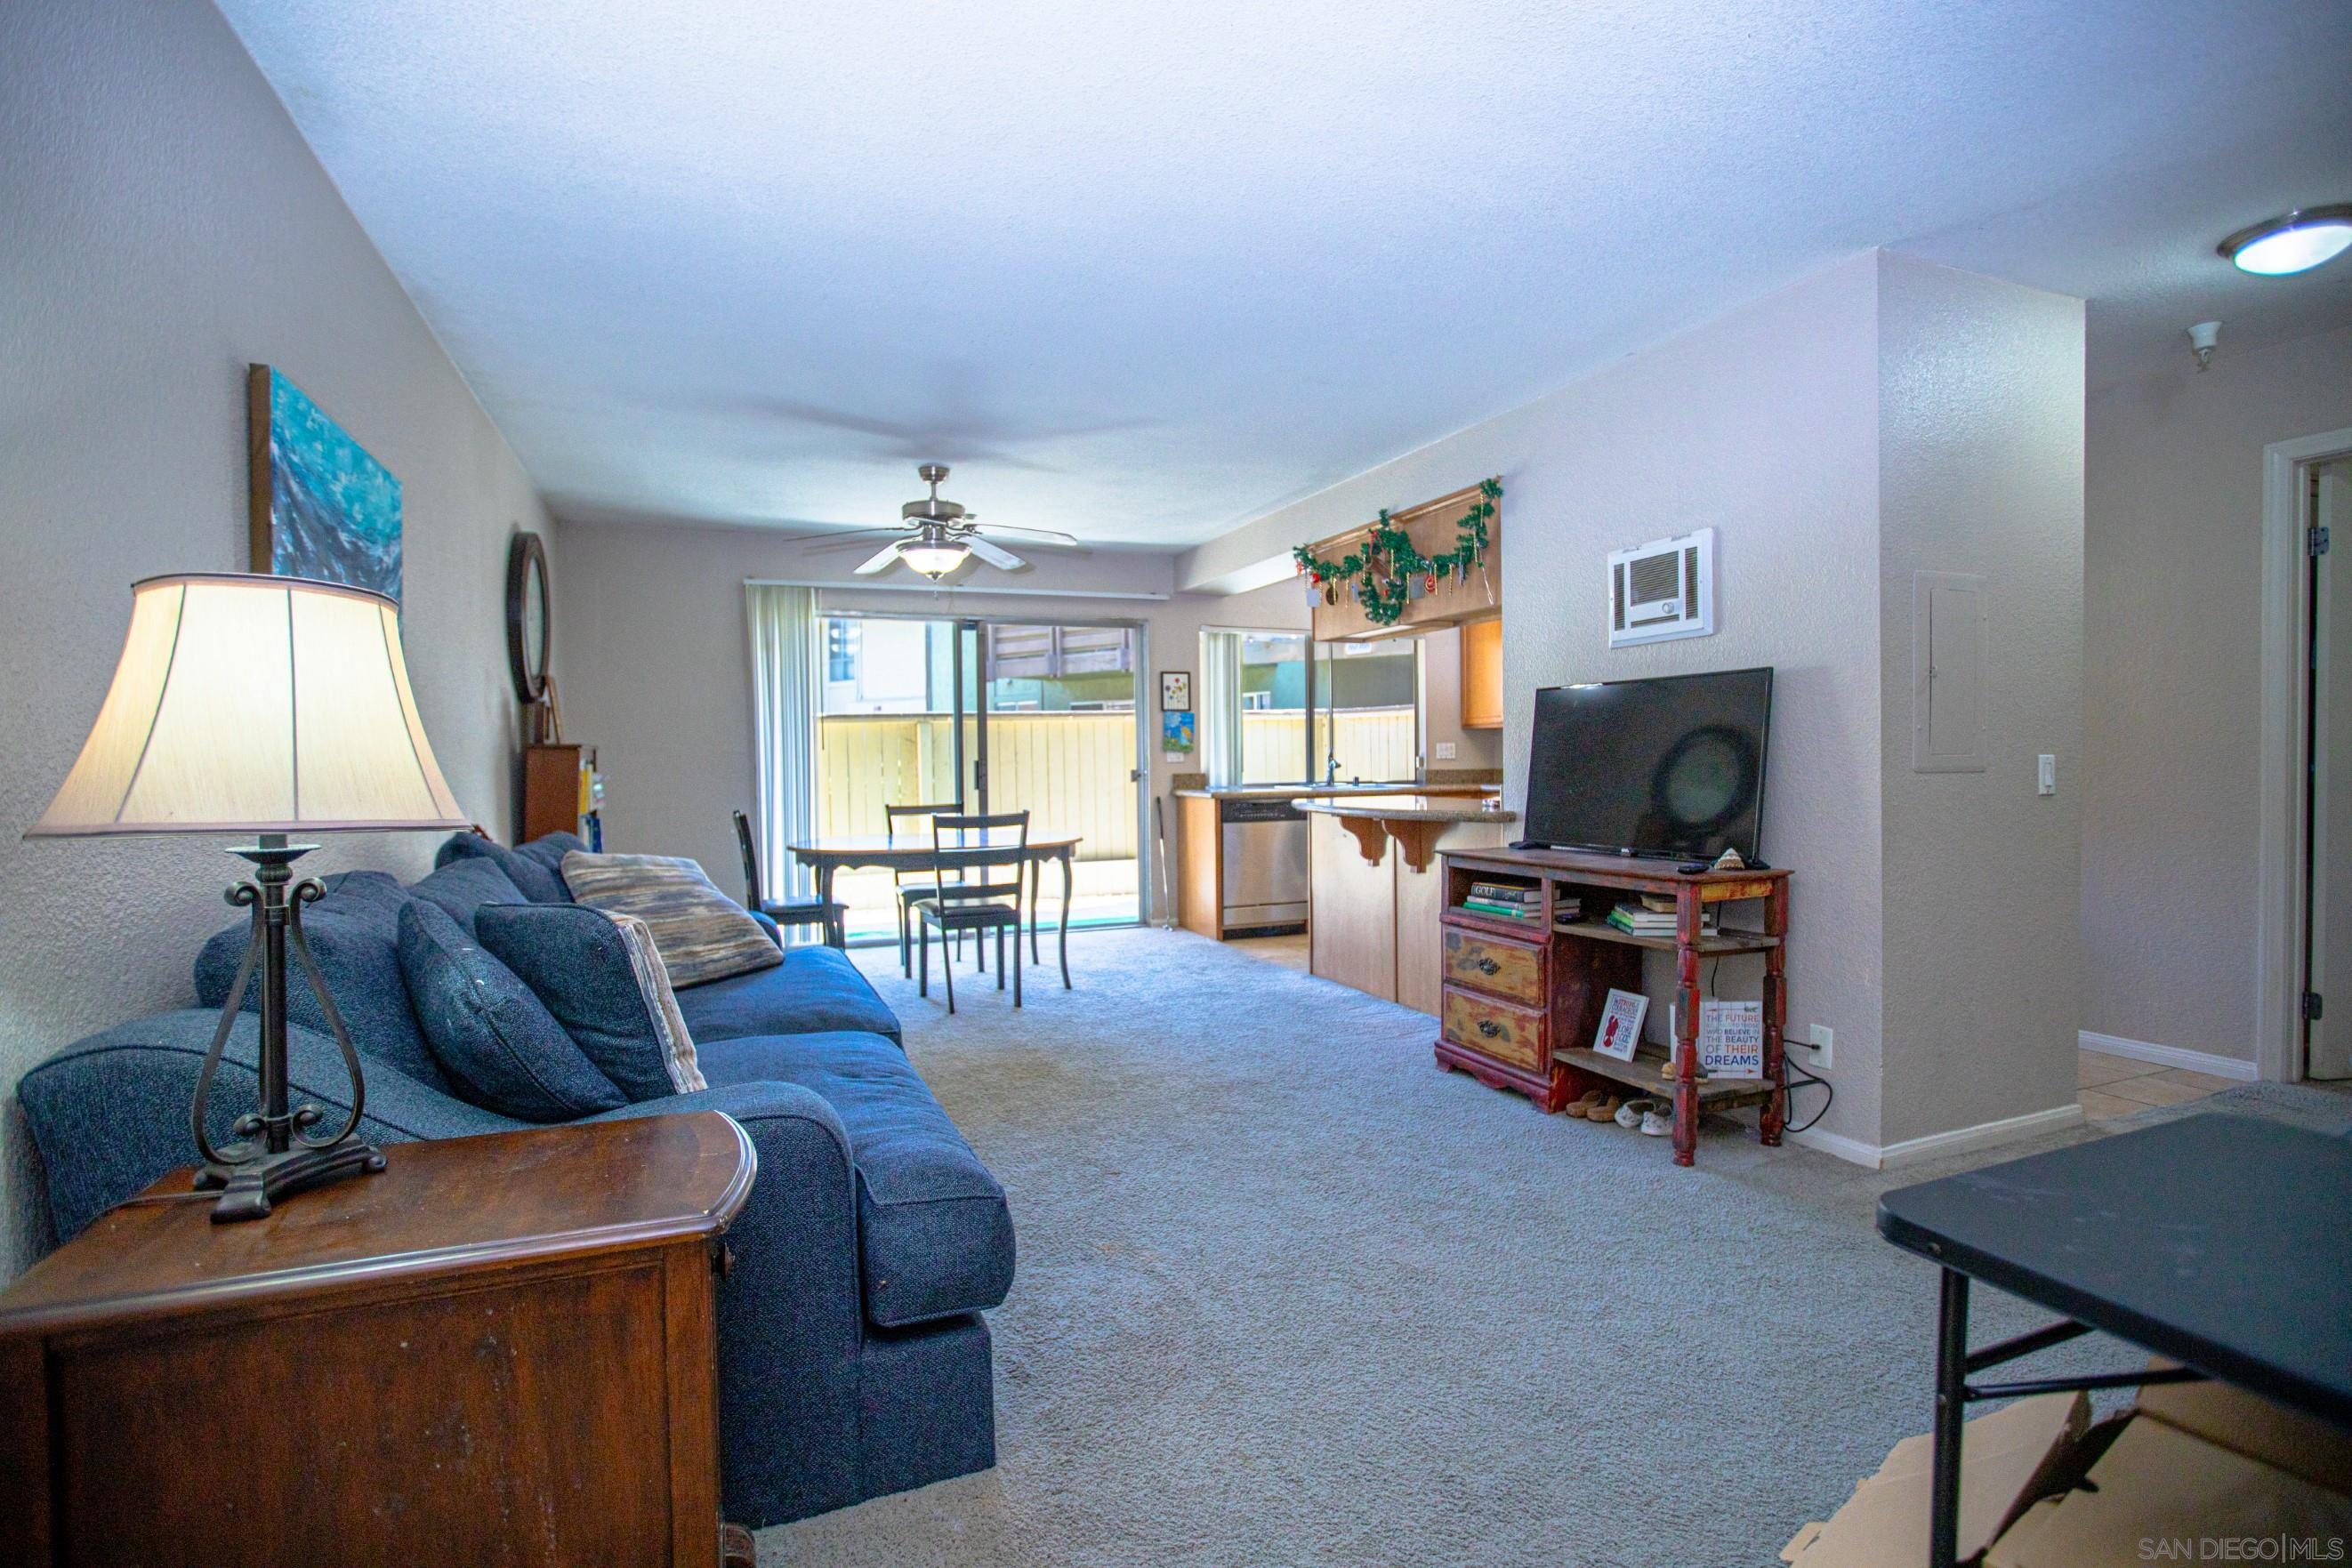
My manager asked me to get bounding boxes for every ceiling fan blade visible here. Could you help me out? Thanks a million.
[800,527,913,554]
[962,536,1027,571]
[970,524,1080,547]
[853,543,906,575]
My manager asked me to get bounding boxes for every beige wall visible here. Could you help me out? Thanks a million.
[1874,254,2086,1145]
[553,518,1307,921]
[0,0,557,1271]
[2082,323,2352,1063]
[1417,625,1505,776]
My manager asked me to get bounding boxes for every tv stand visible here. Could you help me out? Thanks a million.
[1433,845,1791,1167]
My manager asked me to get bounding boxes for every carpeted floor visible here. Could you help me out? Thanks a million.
[755,927,2324,1567]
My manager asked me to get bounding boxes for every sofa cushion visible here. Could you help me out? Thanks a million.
[476,904,706,1101]
[697,1032,1013,1328]
[561,851,784,988]
[433,831,568,904]
[515,831,588,895]
[406,856,532,935]
[194,870,449,1094]
[398,902,624,1122]
[676,945,902,1049]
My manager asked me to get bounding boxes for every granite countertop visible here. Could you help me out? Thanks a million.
[1291,792,1518,824]
[1173,782,1501,800]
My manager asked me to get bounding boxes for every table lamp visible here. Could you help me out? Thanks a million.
[27,574,468,1220]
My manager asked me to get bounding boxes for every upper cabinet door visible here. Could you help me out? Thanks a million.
[1460,616,1503,730]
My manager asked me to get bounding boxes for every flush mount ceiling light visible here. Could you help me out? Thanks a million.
[2218,205,2352,276]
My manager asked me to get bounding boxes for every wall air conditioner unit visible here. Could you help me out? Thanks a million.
[1607,527,1715,647]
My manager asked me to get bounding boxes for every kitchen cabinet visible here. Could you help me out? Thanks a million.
[1460,616,1502,730]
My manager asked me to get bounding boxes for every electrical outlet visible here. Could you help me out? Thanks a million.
[1435,741,1458,760]
[1800,1024,1833,1071]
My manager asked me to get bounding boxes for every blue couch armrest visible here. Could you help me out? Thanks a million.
[746,909,784,948]
[584,1082,867,1525]
[18,1009,521,1248]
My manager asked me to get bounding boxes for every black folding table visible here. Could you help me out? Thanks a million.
[1877,1114,2352,1568]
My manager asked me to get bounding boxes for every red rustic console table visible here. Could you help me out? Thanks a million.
[1434,846,1791,1167]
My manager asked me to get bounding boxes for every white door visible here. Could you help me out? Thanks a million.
[2310,458,2352,1079]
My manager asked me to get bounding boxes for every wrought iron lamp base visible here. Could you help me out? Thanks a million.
[192,836,385,1224]
[196,1138,388,1223]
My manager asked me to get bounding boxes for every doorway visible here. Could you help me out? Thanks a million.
[814,612,1144,944]
[2305,456,2352,1079]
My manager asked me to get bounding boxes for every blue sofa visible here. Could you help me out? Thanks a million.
[16,832,1013,1529]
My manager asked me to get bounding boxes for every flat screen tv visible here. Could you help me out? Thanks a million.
[1522,667,1773,862]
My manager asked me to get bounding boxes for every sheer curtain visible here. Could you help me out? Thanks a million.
[746,584,823,937]
[1201,629,1245,787]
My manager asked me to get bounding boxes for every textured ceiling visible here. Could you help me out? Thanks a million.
[216,0,2352,547]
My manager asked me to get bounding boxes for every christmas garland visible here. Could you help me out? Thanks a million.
[1291,478,1500,626]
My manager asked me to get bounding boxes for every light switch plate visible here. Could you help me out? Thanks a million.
[1435,741,1458,760]
[2037,754,2056,795]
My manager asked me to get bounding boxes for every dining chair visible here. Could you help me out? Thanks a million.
[886,800,966,976]
[915,812,1028,1014]
[731,810,847,948]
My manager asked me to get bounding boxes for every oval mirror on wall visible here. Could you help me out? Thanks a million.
[505,531,552,704]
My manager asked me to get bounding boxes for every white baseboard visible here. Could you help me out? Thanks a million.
[2078,1030,2259,1082]
[1790,1101,2087,1172]
[1787,1124,1881,1168]
[1877,1103,2085,1171]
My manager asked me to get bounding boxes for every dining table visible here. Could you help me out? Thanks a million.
[786,831,1082,988]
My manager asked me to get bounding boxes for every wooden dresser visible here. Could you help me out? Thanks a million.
[1434,847,1791,1166]
[0,1114,755,1566]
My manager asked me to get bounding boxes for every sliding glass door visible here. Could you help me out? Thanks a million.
[813,613,1142,942]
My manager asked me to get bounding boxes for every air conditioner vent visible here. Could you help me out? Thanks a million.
[1606,528,1716,647]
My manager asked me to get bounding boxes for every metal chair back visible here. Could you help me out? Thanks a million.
[928,811,1029,912]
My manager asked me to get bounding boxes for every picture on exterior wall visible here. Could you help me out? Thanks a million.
[247,366,402,601]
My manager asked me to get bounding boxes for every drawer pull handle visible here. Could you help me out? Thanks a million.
[1478,1019,1502,1038]
[1476,957,1500,975]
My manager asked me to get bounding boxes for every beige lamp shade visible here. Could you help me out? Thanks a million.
[28,574,468,837]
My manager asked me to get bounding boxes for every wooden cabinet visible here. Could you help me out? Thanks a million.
[1306,484,1502,643]
[523,742,589,842]
[0,1114,753,1566]
[1460,616,1502,730]
[1433,848,1793,1167]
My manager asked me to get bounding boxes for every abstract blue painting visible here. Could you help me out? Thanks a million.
[248,366,401,601]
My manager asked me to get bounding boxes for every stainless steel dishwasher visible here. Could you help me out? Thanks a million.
[1219,796,1309,935]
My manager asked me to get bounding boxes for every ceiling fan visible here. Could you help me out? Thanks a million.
[808,464,1079,581]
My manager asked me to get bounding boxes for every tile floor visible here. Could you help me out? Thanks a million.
[2078,1048,2238,1124]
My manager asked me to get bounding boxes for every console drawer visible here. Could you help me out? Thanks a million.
[1443,928,1544,1005]
[1441,986,1545,1073]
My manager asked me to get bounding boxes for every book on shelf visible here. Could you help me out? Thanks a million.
[1467,882,1540,905]
[1462,898,1538,920]
[1607,901,1717,936]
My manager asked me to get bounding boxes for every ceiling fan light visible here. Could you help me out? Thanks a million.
[898,540,970,579]
[2219,205,2352,276]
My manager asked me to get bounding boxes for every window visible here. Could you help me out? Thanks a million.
[1312,639,1418,783]
[1238,632,1309,784]
[825,619,859,684]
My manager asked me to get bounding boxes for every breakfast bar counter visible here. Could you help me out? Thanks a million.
[1296,792,1516,1012]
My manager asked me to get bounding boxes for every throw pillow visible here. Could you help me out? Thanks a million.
[475,904,706,1101]
[433,831,569,904]
[396,902,624,1122]
[560,851,784,989]
[407,856,531,935]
